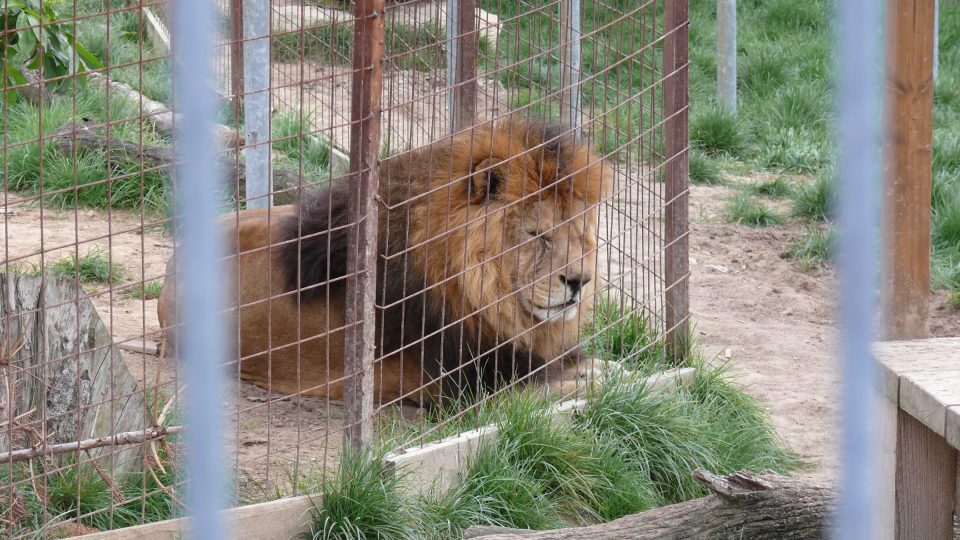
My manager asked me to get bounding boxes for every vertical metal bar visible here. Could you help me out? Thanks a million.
[230,0,244,124]
[171,0,225,537]
[559,0,582,137]
[445,0,459,133]
[451,0,478,131]
[243,0,273,208]
[663,1,689,358]
[345,0,385,450]
[716,0,737,113]
[836,0,882,536]
[934,0,940,83]
[881,0,935,340]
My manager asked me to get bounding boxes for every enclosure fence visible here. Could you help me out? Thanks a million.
[0,0,688,535]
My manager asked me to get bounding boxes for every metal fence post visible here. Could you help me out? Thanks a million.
[881,0,935,340]
[171,0,226,537]
[716,0,737,113]
[448,0,478,132]
[243,0,273,208]
[345,0,385,450]
[559,0,582,137]
[836,0,883,537]
[663,1,690,358]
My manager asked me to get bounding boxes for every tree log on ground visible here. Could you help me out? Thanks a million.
[464,469,834,540]
[50,122,309,205]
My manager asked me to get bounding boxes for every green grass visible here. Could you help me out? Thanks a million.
[309,359,797,539]
[126,280,164,300]
[724,194,783,227]
[690,103,745,157]
[0,444,178,536]
[271,110,333,183]
[51,248,126,285]
[783,225,837,272]
[743,176,795,198]
[790,173,835,221]
[584,298,670,370]
[688,150,724,185]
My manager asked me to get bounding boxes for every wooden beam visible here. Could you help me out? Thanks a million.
[881,0,935,340]
[344,0,385,450]
[75,493,317,540]
[895,410,957,539]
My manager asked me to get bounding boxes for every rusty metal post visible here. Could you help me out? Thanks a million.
[447,0,478,132]
[344,0,385,450]
[663,1,690,358]
[881,0,935,340]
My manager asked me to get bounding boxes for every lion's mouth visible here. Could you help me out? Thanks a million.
[540,297,579,310]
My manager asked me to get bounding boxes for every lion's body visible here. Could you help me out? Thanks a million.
[158,117,610,405]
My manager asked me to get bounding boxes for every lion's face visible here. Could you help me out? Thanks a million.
[508,197,598,322]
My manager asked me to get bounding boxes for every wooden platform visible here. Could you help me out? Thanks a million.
[872,337,960,540]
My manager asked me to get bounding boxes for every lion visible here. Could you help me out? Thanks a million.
[157,116,616,406]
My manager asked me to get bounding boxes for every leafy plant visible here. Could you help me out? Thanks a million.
[1,0,102,101]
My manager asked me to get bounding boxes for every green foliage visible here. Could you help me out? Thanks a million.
[783,225,836,272]
[690,104,744,157]
[584,298,668,370]
[725,194,783,227]
[51,247,125,284]
[790,173,835,221]
[688,149,724,185]
[1,0,102,101]
[744,176,794,198]
[272,110,333,183]
[126,280,164,300]
[307,448,415,540]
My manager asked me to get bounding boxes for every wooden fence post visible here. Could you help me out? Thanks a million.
[881,0,935,340]
[344,0,385,450]
[448,0,478,132]
[663,1,690,358]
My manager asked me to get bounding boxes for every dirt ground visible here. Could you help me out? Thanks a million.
[688,173,960,486]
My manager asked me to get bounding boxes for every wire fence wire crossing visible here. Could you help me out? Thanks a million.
[0,0,688,535]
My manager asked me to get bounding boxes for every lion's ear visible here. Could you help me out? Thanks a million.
[469,158,506,202]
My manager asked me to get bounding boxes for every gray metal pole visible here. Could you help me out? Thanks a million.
[243,0,273,208]
[934,0,939,82]
[716,0,737,113]
[559,0,582,138]
[171,0,226,537]
[836,0,882,536]
[446,0,459,134]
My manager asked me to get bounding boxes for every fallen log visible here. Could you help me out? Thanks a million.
[464,469,834,540]
[50,122,310,205]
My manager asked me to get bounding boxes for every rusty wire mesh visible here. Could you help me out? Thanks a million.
[0,0,687,535]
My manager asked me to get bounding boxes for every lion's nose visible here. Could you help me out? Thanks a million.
[559,273,591,294]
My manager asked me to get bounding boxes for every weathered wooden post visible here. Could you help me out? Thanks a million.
[344,0,385,450]
[663,1,690,359]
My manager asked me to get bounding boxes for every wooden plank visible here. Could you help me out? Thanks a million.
[874,395,898,540]
[946,405,960,451]
[75,493,317,540]
[899,370,960,437]
[894,410,957,539]
[662,0,690,357]
[117,338,160,356]
[871,337,960,403]
[344,0,385,450]
[881,0,935,340]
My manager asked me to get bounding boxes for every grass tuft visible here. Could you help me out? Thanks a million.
[126,280,164,300]
[724,194,783,227]
[688,150,724,185]
[743,176,794,198]
[783,225,837,272]
[790,174,835,221]
[51,248,126,284]
[690,104,745,157]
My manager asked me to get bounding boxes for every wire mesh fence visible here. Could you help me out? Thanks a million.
[0,0,688,535]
